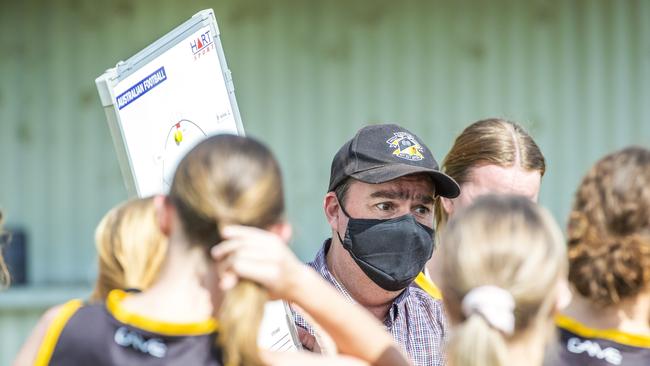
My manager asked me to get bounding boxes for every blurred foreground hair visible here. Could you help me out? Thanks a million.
[169,134,285,366]
[440,195,566,366]
[567,146,650,307]
[91,197,168,301]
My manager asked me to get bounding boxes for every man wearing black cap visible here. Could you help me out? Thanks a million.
[295,123,460,366]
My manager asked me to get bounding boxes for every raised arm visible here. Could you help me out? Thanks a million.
[212,225,411,366]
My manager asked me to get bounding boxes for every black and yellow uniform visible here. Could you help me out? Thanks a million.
[34,289,222,366]
[544,314,650,366]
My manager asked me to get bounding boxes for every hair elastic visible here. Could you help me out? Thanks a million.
[461,285,515,335]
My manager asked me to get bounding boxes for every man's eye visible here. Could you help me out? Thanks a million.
[376,202,393,211]
[414,206,431,215]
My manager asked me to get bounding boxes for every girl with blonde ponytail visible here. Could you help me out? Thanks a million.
[438,194,567,366]
[14,197,169,365]
[167,134,285,366]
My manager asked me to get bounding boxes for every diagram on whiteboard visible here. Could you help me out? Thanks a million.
[160,119,207,190]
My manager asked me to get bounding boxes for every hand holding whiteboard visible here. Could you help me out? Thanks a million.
[95,8,301,353]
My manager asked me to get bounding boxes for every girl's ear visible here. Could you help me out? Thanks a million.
[440,197,455,216]
[268,221,293,243]
[554,278,572,313]
[154,195,173,236]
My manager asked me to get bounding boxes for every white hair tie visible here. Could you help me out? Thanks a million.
[461,285,515,335]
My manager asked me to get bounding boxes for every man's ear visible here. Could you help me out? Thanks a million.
[268,221,293,243]
[440,196,455,217]
[154,195,173,236]
[323,192,341,230]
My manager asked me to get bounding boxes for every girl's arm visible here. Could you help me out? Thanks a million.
[13,304,63,366]
[212,225,411,366]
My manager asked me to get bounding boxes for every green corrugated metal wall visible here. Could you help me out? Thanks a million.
[0,0,648,363]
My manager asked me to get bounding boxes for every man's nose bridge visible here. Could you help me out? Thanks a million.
[397,200,414,216]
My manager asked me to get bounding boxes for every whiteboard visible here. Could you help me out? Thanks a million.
[95,9,244,197]
[95,9,301,353]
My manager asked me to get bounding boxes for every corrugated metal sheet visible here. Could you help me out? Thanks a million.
[0,0,648,363]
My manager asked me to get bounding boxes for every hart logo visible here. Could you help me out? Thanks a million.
[386,132,425,161]
[190,30,214,60]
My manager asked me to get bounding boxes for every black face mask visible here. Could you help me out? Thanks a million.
[336,205,435,291]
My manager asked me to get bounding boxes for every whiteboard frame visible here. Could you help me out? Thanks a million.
[95,9,244,197]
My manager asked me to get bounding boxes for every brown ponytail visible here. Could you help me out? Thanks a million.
[169,134,285,366]
[568,146,650,307]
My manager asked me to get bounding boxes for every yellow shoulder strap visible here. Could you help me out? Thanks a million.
[556,314,650,348]
[414,272,443,300]
[34,299,83,366]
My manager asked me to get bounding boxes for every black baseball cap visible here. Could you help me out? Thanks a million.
[328,124,460,198]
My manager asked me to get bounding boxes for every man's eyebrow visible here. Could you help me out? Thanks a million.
[369,190,435,204]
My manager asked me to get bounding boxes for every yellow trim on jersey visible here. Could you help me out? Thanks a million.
[106,289,218,336]
[414,272,443,300]
[34,299,83,366]
[556,314,650,348]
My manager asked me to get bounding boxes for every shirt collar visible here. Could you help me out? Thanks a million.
[310,239,411,322]
[388,285,411,323]
[309,239,355,303]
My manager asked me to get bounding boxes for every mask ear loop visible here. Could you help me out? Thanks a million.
[334,192,353,219]
[334,193,351,246]
[336,231,347,248]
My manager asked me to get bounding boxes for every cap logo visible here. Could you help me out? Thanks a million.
[386,132,425,161]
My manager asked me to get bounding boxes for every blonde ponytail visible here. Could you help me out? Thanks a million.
[169,135,285,366]
[447,314,508,366]
[219,281,268,366]
[90,197,168,302]
[440,195,566,366]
